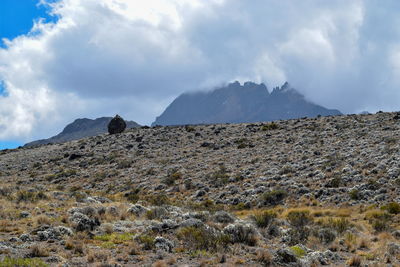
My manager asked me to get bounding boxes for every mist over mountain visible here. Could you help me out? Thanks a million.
[152,82,342,126]
[25,117,140,147]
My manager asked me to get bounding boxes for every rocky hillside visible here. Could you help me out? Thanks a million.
[25,117,140,147]
[1,112,400,266]
[153,81,341,126]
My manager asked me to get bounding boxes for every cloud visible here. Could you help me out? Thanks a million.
[1,0,400,141]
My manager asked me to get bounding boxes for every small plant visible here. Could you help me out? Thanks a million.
[117,159,132,169]
[253,210,277,228]
[256,249,272,265]
[145,207,167,220]
[125,188,140,203]
[0,257,48,267]
[325,176,342,188]
[290,245,306,258]
[146,193,170,206]
[177,226,231,252]
[287,210,312,228]
[349,189,360,200]
[163,170,182,186]
[260,189,287,206]
[319,217,352,234]
[261,122,279,131]
[136,234,155,250]
[381,202,400,214]
[185,125,196,132]
[348,255,362,267]
[16,190,47,203]
[208,165,230,187]
[29,244,49,257]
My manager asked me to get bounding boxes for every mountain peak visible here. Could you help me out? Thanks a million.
[152,81,341,126]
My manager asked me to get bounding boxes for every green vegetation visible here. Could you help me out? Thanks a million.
[94,233,134,244]
[381,202,400,214]
[287,210,312,228]
[163,170,182,186]
[290,245,306,258]
[349,189,360,200]
[136,234,155,250]
[0,257,49,267]
[16,190,48,203]
[253,210,277,228]
[208,166,230,187]
[177,226,231,252]
[261,122,279,131]
[260,189,287,206]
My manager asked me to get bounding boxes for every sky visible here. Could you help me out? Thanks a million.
[1,0,400,149]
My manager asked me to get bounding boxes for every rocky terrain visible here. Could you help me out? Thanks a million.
[1,111,400,266]
[153,81,341,126]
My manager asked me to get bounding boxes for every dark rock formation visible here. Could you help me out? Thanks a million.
[107,115,127,134]
[25,117,140,147]
[152,81,342,126]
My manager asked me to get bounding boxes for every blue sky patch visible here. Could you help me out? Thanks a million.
[0,0,59,48]
[0,81,8,97]
[0,141,22,150]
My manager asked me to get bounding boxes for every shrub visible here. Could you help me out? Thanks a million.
[125,188,140,203]
[260,189,287,206]
[208,166,230,187]
[349,189,360,200]
[261,122,279,131]
[372,219,389,232]
[348,255,362,267]
[145,207,167,220]
[163,170,182,186]
[223,223,258,246]
[136,234,155,250]
[320,217,351,234]
[117,160,132,169]
[146,194,170,206]
[253,210,277,228]
[0,258,48,267]
[256,249,273,265]
[325,177,342,188]
[317,228,337,244]
[287,210,312,228]
[381,202,400,214]
[29,244,49,257]
[177,226,231,252]
[290,245,306,258]
[16,190,47,203]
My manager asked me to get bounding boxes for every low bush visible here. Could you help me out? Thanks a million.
[0,257,48,267]
[381,202,400,214]
[260,189,287,206]
[287,210,312,228]
[177,226,231,252]
[261,122,279,131]
[253,210,277,228]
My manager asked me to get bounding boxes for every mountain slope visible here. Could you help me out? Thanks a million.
[152,81,341,126]
[25,117,140,147]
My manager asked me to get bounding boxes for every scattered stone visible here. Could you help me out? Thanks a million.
[108,115,127,134]
[213,211,236,223]
[154,236,174,252]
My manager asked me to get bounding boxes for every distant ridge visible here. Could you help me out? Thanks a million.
[152,81,342,126]
[25,117,140,147]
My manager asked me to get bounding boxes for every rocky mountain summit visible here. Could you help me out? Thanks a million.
[1,112,400,266]
[25,117,140,147]
[153,81,342,126]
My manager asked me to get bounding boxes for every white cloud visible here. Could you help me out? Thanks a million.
[1,0,400,141]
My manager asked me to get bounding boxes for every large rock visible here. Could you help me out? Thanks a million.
[107,115,127,134]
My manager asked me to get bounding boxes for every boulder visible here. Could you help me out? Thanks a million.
[108,115,127,134]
